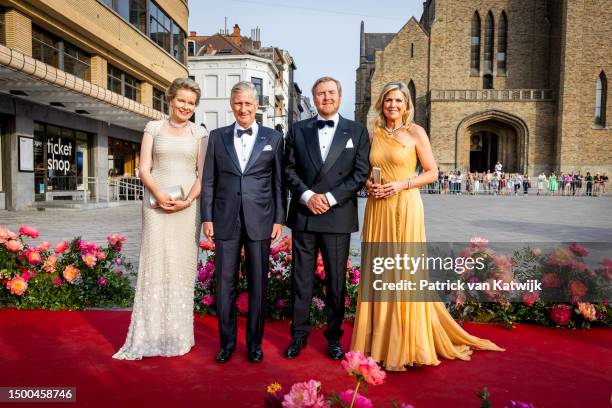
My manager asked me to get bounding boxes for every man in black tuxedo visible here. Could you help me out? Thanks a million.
[284,76,370,360]
[201,81,285,364]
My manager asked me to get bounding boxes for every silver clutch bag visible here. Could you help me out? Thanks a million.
[150,185,185,208]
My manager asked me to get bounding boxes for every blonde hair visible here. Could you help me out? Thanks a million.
[166,77,201,106]
[373,81,414,131]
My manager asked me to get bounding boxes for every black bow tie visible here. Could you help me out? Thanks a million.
[316,120,335,129]
[237,128,253,137]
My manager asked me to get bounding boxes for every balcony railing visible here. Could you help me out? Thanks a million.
[430,89,554,102]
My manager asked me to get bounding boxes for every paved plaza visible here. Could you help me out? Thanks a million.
[1,195,611,271]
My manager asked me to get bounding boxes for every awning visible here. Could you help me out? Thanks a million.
[0,44,166,131]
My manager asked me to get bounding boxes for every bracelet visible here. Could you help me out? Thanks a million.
[186,197,193,206]
[407,179,413,190]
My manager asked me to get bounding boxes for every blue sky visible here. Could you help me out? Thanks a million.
[188,0,423,119]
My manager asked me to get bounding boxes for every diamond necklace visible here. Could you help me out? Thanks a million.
[168,119,189,128]
[384,123,404,137]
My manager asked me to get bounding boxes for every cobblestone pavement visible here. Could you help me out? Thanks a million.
[1,195,611,270]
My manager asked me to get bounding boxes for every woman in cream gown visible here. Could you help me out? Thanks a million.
[351,81,503,371]
[113,78,208,360]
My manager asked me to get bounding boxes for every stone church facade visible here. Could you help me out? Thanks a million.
[355,0,612,175]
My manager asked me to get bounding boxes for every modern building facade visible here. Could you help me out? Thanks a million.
[188,24,299,134]
[0,0,188,210]
[356,0,612,175]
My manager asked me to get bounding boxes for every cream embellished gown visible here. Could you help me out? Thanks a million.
[113,120,208,360]
[351,128,503,371]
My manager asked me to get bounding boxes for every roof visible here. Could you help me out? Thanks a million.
[364,33,395,62]
[190,34,253,56]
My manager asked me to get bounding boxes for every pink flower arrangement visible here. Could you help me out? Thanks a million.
[82,253,97,269]
[550,304,572,326]
[522,291,539,307]
[236,291,249,314]
[350,268,361,285]
[470,237,489,247]
[25,249,42,265]
[201,294,215,306]
[541,273,563,288]
[62,264,80,283]
[54,241,70,254]
[6,275,28,296]
[276,299,286,309]
[106,234,127,250]
[36,241,52,252]
[79,240,100,254]
[531,247,542,257]
[568,243,588,257]
[281,380,325,408]
[0,226,17,243]
[312,297,325,311]
[98,277,108,286]
[578,302,596,321]
[19,225,39,239]
[342,351,386,386]
[5,240,23,253]
[568,279,587,298]
[199,239,215,251]
[338,390,373,408]
[42,255,58,273]
[547,248,575,268]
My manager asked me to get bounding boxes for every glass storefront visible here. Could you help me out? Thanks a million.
[108,137,140,178]
[33,122,91,201]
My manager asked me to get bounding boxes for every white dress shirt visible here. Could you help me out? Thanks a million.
[300,113,340,207]
[234,122,258,172]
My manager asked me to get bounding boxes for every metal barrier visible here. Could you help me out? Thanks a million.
[107,177,144,202]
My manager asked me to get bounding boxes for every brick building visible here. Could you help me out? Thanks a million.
[355,0,612,175]
[0,0,188,209]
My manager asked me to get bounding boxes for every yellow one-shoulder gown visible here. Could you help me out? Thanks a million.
[350,129,504,371]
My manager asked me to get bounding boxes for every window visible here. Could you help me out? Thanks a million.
[411,43,414,58]
[251,77,263,105]
[227,75,240,95]
[484,11,494,72]
[32,25,59,67]
[595,71,607,126]
[408,80,416,115]
[101,0,185,64]
[0,7,5,46]
[32,25,90,79]
[107,64,141,101]
[483,74,493,89]
[205,75,218,97]
[470,12,481,74]
[153,88,168,114]
[188,40,195,56]
[497,11,507,73]
[171,22,185,63]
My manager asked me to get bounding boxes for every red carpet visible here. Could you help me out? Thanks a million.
[0,310,610,407]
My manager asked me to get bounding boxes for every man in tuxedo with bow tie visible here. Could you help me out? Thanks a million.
[201,81,285,364]
[284,76,370,360]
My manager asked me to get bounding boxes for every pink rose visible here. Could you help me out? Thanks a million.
[42,255,58,273]
[0,226,17,243]
[345,295,351,308]
[62,264,80,283]
[53,277,63,287]
[338,390,374,408]
[82,253,97,269]
[236,291,249,314]
[98,277,108,286]
[568,243,588,257]
[547,248,575,268]
[315,265,326,280]
[568,279,587,298]
[550,304,572,326]
[276,299,286,309]
[542,273,563,288]
[577,302,596,321]
[19,225,39,238]
[522,291,539,307]
[96,251,106,261]
[350,268,361,285]
[342,351,387,386]
[5,240,23,252]
[6,276,28,296]
[54,241,70,254]
[36,241,52,252]
[25,249,42,265]
[199,240,216,251]
[201,294,215,306]
[281,380,324,408]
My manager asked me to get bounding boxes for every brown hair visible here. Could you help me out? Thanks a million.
[311,76,342,97]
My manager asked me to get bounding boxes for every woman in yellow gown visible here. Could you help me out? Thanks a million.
[351,81,503,371]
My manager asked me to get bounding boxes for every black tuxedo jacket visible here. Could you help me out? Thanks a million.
[284,115,370,233]
[201,123,285,241]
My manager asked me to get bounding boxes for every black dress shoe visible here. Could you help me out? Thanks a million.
[328,341,344,360]
[247,346,264,363]
[285,337,307,359]
[215,348,234,363]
